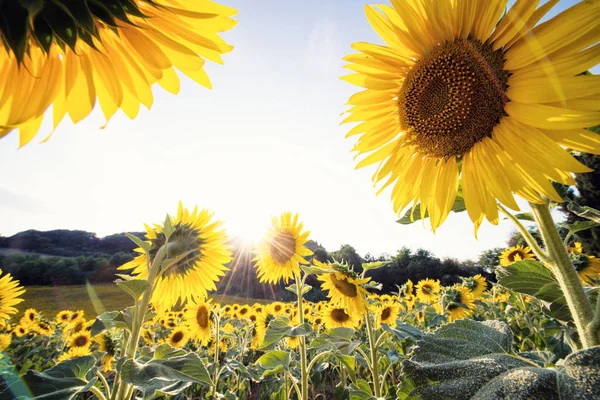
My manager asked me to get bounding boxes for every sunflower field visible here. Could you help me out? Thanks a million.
[2,0,600,399]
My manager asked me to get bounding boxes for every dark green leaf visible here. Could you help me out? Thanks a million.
[349,379,377,400]
[255,351,291,378]
[91,310,130,336]
[382,322,423,341]
[116,279,149,300]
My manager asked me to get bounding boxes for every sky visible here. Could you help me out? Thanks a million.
[0,0,585,260]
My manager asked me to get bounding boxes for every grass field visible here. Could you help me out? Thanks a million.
[19,284,268,319]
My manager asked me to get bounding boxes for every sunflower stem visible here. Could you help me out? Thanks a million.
[115,244,167,400]
[210,312,221,397]
[497,204,552,264]
[96,371,111,399]
[294,274,309,400]
[89,384,108,400]
[529,202,598,348]
[587,292,600,343]
[364,311,382,398]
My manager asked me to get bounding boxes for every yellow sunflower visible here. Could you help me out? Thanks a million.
[235,305,251,320]
[500,245,536,266]
[415,279,441,304]
[0,0,238,147]
[95,333,117,372]
[20,308,39,327]
[58,346,92,363]
[56,311,73,325]
[34,321,53,336]
[12,325,28,338]
[268,302,286,316]
[321,305,361,331]
[167,328,190,349]
[0,270,25,320]
[317,262,370,316]
[462,274,488,298]
[573,254,600,286]
[254,212,313,284]
[493,288,511,303]
[375,301,401,329]
[343,0,600,233]
[185,299,214,346]
[569,242,584,255]
[443,286,475,322]
[0,334,11,351]
[119,203,232,312]
[68,331,92,350]
[70,310,85,323]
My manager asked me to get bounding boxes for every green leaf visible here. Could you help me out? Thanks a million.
[397,197,466,225]
[349,379,377,400]
[309,327,359,355]
[5,356,97,400]
[399,319,600,399]
[121,350,211,399]
[285,283,312,296]
[255,351,291,378]
[567,202,600,224]
[382,322,423,341]
[125,233,151,252]
[513,212,534,221]
[361,262,388,272]
[90,310,131,336]
[301,265,335,275]
[116,279,149,300]
[567,220,600,235]
[495,260,570,321]
[258,316,312,350]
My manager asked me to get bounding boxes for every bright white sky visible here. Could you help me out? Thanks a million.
[0,0,584,260]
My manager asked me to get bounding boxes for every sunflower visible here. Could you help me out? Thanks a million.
[572,254,600,286]
[254,212,313,284]
[343,0,600,233]
[167,328,189,349]
[0,0,238,147]
[141,328,155,346]
[70,310,84,322]
[68,331,92,350]
[500,245,536,266]
[268,302,286,316]
[569,242,584,255]
[185,299,214,346]
[236,306,251,320]
[443,286,475,322]
[462,274,488,298]
[0,270,25,320]
[250,312,275,350]
[58,346,91,363]
[56,311,72,325]
[317,263,370,316]
[493,288,511,303]
[34,321,53,336]
[401,280,414,297]
[95,333,117,372]
[0,333,11,351]
[12,325,28,338]
[415,279,441,304]
[375,301,401,329]
[119,203,232,312]
[321,305,361,331]
[20,308,39,327]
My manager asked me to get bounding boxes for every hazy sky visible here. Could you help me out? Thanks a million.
[0,0,585,260]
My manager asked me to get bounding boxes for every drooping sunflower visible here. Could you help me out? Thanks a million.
[68,331,92,350]
[443,286,475,322]
[185,299,214,346]
[0,270,25,320]
[415,279,441,304]
[254,212,313,284]
[375,301,401,329]
[500,245,535,266]
[56,311,73,326]
[343,0,600,233]
[167,327,190,349]
[321,305,361,331]
[462,274,488,298]
[0,0,238,147]
[119,203,232,311]
[317,262,370,316]
[20,308,39,327]
[95,333,118,372]
[572,254,600,285]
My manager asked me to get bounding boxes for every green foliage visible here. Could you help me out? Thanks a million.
[399,319,600,399]
[255,351,291,378]
[259,316,312,350]
[397,197,466,225]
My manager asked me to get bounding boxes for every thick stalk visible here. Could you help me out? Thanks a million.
[210,313,221,397]
[116,245,167,400]
[89,385,108,400]
[529,202,598,348]
[294,274,309,400]
[364,312,381,397]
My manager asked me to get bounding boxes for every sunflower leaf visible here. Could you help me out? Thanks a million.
[255,350,291,378]
[125,233,151,253]
[495,260,571,321]
[116,279,150,300]
[398,319,600,400]
[120,350,212,399]
[258,316,312,350]
[381,322,423,341]
[4,356,98,400]
[361,261,388,272]
[285,283,312,296]
[91,310,131,336]
[397,197,466,225]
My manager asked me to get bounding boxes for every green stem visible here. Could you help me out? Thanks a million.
[529,202,598,348]
[306,351,331,375]
[294,274,309,400]
[355,347,371,370]
[497,204,551,264]
[586,292,600,343]
[364,311,381,398]
[89,385,108,400]
[96,371,111,399]
[374,331,389,349]
[115,244,167,400]
[210,313,221,397]
[286,371,302,400]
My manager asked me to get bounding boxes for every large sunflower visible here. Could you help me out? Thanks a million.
[317,262,370,316]
[415,278,441,304]
[343,0,600,233]
[119,203,232,311]
[321,304,361,331]
[185,299,214,346]
[0,0,238,147]
[500,245,535,266]
[254,212,313,284]
[375,301,401,329]
[0,270,25,320]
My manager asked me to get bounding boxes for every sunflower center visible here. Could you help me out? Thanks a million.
[331,308,350,323]
[381,307,391,321]
[270,231,297,264]
[196,306,209,329]
[399,38,509,158]
[74,336,88,347]
[508,250,525,262]
[172,331,184,343]
[330,274,358,297]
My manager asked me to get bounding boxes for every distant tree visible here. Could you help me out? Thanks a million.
[312,247,328,263]
[478,248,504,270]
[330,244,364,271]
